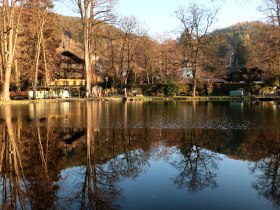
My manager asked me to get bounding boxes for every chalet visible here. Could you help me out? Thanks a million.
[32,49,104,99]
[227,67,264,83]
[54,50,104,95]
[51,50,86,87]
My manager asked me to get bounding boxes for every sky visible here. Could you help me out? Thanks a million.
[54,0,266,39]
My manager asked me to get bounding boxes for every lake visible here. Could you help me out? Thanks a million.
[0,100,280,210]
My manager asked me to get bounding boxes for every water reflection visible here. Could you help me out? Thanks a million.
[249,130,280,208]
[0,104,64,209]
[0,101,279,209]
[171,129,222,192]
[80,102,121,210]
[0,105,31,209]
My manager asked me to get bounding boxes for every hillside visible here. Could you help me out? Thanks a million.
[215,21,269,47]
[58,17,271,78]
[59,15,83,43]
[57,15,127,58]
[58,15,123,45]
[212,21,270,67]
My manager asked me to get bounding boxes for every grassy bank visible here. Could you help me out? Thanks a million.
[3,95,278,105]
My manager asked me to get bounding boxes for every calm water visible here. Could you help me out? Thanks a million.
[0,100,280,210]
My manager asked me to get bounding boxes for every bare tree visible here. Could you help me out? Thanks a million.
[27,0,54,99]
[260,0,280,27]
[159,39,183,83]
[74,0,117,97]
[117,16,146,87]
[0,0,24,101]
[257,0,280,83]
[103,26,120,87]
[175,3,217,96]
[15,5,60,91]
[132,36,155,84]
[100,17,148,89]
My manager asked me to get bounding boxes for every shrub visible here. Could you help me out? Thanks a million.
[129,83,179,96]
[163,84,179,96]
[211,83,252,96]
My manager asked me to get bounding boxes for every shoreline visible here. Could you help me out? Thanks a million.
[1,95,280,105]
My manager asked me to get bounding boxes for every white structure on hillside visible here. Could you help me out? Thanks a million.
[181,67,193,79]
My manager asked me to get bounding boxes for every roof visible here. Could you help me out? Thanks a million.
[60,50,84,63]
[230,67,264,74]
[198,78,227,83]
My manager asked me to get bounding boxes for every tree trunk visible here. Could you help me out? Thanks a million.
[192,68,197,97]
[84,27,92,98]
[76,0,116,97]
[33,10,46,99]
[14,59,20,90]
[192,78,197,97]
[0,58,3,82]
[1,18,14,101]
[0,0,23,101]
[33,34,42,100]
[1,64,12,101]
[146,71,150,84]
[42,35,49,86]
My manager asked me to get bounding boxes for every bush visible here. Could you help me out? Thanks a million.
[211,83,252,96]
[126,83,179,96]
[178,84,192,95]
[163,84,179,96]
[124,83,138,89]
[148,84,164,96]
[178,83,205,96]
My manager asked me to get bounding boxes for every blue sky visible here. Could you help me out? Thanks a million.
[117,0,265,38]
[54,0,266,38]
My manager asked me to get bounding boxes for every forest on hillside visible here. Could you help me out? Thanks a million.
[1,0,280,100]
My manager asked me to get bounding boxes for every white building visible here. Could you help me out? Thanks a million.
[181,67,193,79]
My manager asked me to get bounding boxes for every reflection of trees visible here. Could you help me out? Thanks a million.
[23,103,61,209]
[171,129,221,192]
[110,128,150,180]
[80,102,121,210]
[250,130,280,208]
[0,105,31,209]
[80,102,151,209]
[0,104,64,209]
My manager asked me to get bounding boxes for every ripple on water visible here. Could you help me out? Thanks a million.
[99,115,277,130]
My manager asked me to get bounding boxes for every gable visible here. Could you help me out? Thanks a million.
[60,50,84,64]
